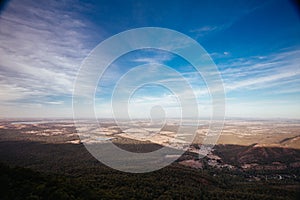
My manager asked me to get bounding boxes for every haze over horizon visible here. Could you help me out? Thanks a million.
[0,0,300,119]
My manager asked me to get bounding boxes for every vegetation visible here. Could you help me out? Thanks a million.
[1,162,299,200]
[1,140,299,199]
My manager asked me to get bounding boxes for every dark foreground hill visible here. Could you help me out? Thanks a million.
[0,140,300,200]
[214,144,300,167]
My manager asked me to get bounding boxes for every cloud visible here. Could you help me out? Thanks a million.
[190,26,219,37]
[132,48,300,119]
[220,49,300,91]
[0,0,98,109]
[225,71,300,91]
[132,55,172,64]
[44,101,65,105]
[0,82,32,101]
[0,1,299,119]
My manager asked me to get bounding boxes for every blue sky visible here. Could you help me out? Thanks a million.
[0,0,299,119]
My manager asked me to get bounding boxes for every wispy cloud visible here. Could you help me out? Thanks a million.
[1,0,299,119]
[0,0,98,110]
[225,70,300,91]
[189,25,230,39]
[220,49,300,91]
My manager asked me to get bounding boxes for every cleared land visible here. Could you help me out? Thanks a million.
[0,119,299,199]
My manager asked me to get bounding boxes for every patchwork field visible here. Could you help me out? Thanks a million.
[0,119,300,199]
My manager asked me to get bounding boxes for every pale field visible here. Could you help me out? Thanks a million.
[215,120,300,149]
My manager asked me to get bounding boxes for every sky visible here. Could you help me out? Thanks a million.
[0,0,300,119]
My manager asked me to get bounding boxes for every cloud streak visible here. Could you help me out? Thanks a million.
[0,0,98,110]
[220,49,300,92]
